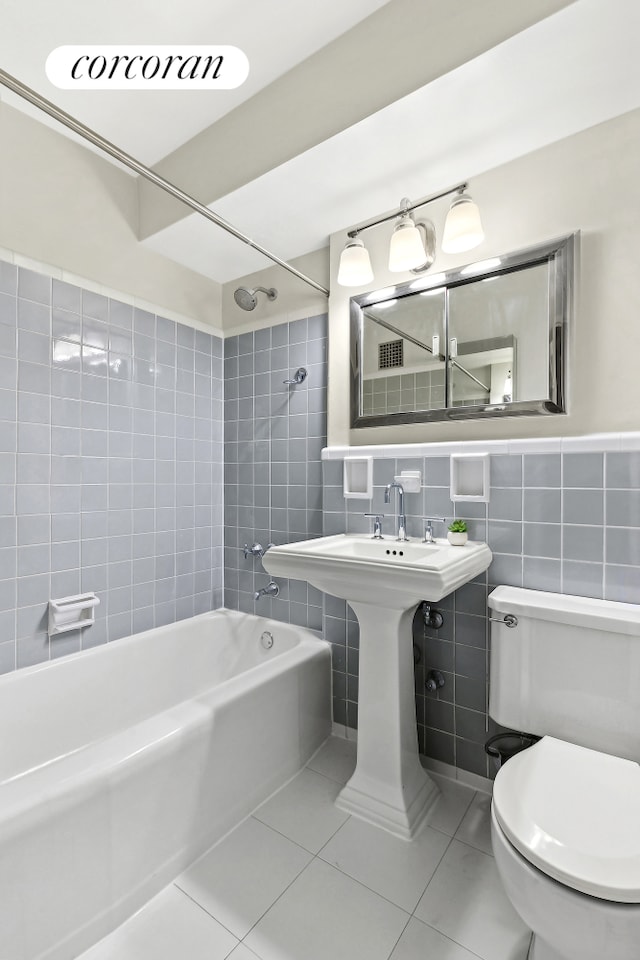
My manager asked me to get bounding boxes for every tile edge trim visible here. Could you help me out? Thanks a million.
[322,432,640,459]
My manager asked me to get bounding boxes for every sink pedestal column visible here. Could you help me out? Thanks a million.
[335,601,439,840]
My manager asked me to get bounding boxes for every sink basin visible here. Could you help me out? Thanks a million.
[263,533,492,609]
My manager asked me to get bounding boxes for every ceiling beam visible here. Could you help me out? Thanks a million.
[138,0,575,240]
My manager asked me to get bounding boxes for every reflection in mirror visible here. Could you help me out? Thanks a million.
[448,333,515,407]
[362,291,446,416]
[448,264,550,407]
[351,235,574,427]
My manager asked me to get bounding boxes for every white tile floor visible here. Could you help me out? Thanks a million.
[78,737,532,960]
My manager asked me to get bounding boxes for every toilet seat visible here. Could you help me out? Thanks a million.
[492,735,640,902]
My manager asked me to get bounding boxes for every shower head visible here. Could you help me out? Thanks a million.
[233,286,278,311]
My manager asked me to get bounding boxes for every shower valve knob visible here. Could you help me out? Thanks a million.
[283,367,308,386]
[425,670,445,693]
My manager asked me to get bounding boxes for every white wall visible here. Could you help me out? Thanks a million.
[328,107,640,445]
[0,101,222,328]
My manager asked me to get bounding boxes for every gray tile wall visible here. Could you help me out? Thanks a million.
[223,315,327,626]
[0,259,223,673]
[323,450,640,779]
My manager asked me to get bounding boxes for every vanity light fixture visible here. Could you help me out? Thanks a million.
[337,182,484,287]
[441,191,485,253]
[387,199,434,273]
[336,236,373,287]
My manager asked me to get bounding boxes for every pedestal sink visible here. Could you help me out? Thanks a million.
[263,534,492,839]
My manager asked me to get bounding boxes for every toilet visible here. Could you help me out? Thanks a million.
[488,585,640,960]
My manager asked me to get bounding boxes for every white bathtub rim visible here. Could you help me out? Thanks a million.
[0,607,322,688]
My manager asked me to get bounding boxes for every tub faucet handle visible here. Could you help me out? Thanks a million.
[243,542,267,560]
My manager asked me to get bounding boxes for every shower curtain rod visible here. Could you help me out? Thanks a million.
[0,68,330,297]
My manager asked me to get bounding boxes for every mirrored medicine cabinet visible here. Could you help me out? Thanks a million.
[349,234,574,428]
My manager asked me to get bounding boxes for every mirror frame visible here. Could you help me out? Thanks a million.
[350,233,575,427]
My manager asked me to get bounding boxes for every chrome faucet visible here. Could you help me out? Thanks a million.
[384,481,408,541]
[253,581,279,602]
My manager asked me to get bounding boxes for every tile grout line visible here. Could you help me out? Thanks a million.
[170,882,243,947]
[235,763,479,941]
[383,911,413,960]
[411,916,490,960]
[405,831,455,911]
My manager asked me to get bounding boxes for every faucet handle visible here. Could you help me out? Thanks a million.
[364,513,385,539]
[422,517,446,543]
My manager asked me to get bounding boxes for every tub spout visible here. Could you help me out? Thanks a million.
[254,581,279,601]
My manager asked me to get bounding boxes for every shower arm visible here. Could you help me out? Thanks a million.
[0,68,330,297]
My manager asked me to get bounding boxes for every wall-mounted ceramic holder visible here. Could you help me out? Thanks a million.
[394,470,421,493]
[343,456,373,499]
[48,593,100,637]
[450,453,490,503]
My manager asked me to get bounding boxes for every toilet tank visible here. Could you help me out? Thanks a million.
[489,586,640,762]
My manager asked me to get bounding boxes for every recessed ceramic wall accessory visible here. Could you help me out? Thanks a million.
[48,593,100,636]
[343,456,373,499]
[450,452,490,502]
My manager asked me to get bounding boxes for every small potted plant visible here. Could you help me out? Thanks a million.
[447,519,468,546]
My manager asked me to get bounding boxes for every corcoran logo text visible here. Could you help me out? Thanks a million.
[46,45,249,90]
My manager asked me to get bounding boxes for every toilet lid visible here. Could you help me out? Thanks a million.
[492,736,640,902]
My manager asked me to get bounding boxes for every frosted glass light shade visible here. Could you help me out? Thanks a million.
[441,194,484,253]
[388,215,427,272]
[337,238,374,287]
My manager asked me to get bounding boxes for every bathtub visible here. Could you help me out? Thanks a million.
[0,609,331,960]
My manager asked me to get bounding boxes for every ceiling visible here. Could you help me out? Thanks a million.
[2,0,639,287]
[0,0,390,163]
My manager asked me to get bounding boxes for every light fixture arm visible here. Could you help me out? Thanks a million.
[410,220,436,274]
[348,184,467,240]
